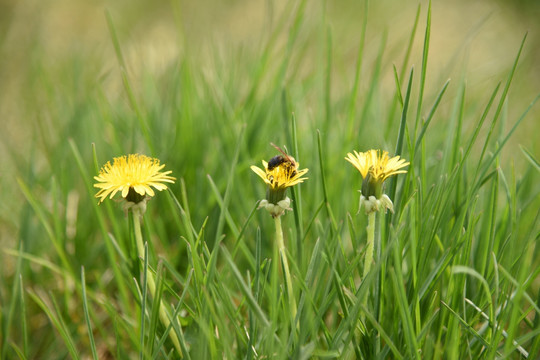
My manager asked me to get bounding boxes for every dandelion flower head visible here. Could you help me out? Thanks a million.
[345,149,408,213]
[94,154,176,205]
[251,148,308,217]
[346,150,408,182]
[251,158,308,192]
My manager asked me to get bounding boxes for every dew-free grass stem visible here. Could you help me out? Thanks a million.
[132,208,182,357]
[274,216,297,324]
[363,212,376,278]
[360,211,377,321]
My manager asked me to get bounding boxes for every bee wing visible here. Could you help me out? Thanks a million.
[270,142,295,165]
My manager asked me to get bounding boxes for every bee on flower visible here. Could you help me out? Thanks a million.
[94,154,176,214]
[251,144,309,218]
[345,149,409,214]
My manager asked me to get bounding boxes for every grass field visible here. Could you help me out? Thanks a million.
[1,0,540,359]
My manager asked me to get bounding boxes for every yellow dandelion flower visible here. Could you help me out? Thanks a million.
[346,150,408,182]
[345,149,408,213]
[94,154,176,205]
[251,147,308,217]
[251,159,308,190]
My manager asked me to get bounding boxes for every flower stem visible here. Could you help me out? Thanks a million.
[363,212,376,278]
[274,216,297,323]
[132,208,182,357]
[360,211,377,321]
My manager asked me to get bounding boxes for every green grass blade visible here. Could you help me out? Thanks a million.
[16,178,72,273]
[317,130,338,232]
[390,248,420,360]
[27,290,80,359]
[361,303,404,360]
[520,145,540,172]
[1,238,26,360]
[19,275,29,359]
[139,242,149,360]
[221,245,271,328]
[289,112,304,266]
[147,262,164,356]
[476,33,528,173]
[386,67,414,231]
[80,267,98,360]
[215,124,246,242]
[413,79,450,156]
[477,93,540,183]
[414,0,431,138]
[441,301,492,350]
[206,175,240,239]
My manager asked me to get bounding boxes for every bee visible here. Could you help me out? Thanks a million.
[267,143,297,178]
[267,155,287,171]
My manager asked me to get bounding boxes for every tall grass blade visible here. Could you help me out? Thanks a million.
[80,267,98,360]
